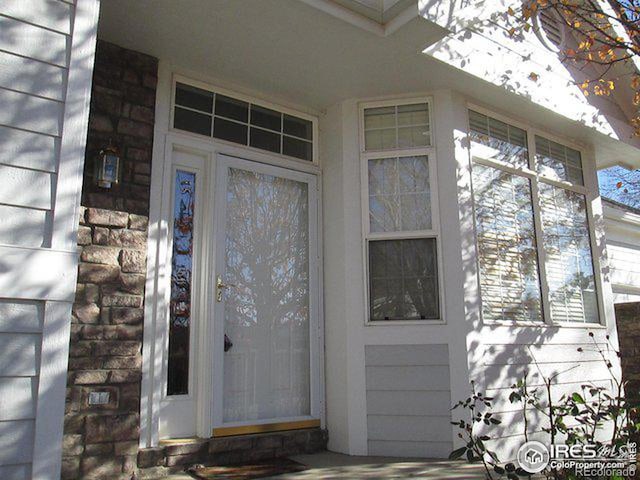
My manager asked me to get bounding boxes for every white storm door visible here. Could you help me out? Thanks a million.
[211,154,319,431]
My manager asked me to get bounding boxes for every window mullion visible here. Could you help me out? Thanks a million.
[528,134,553,325]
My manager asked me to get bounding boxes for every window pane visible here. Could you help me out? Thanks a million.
[472,163,543,322]
[213,117,248,145]
[398,126,429,148]
[283,114,312,140]
[369,238,439,320]
[175,83,213,113]
[539,183,598,323]
[364,103,430,150]
[251,105,282,131]
[168,170,196,395]
[250,127,280,153]
[397,103,429,127]
[364,106,395,129]
[469,110,529,168]
[215,94,248,123]
[174,107,212,137]
[369,156,431,232]
[283,136,313,161]
[365,128,396,150]
[535,136,584,185]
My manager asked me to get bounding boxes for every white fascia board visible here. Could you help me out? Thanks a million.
[418,0,516,34]
[604,204,640,229]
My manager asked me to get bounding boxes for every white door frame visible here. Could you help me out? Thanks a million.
[142,130,325,444]
[210,154,321,433]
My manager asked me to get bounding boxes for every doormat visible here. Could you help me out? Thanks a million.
[187,458,308,479]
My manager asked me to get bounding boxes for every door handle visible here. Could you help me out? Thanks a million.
[216,275,236,302]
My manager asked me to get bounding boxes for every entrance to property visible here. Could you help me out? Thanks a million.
[156,146,321,441]
[210,155,320,436]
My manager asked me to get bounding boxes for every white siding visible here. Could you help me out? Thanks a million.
[365,345,452,457]
[0,1,100,478]
[468,327,614,460]
[608,242,640,295]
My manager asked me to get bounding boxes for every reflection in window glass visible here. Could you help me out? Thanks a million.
[472,164,543,322]
[368,156,431,232]
[369,238,439,320]
[535,135,584,185]
[364,103,430,150]
[469,110,528,168]
[539,183,598,323]
[175,82,213,113]
[167,170,196,395]
[173,83,314,161]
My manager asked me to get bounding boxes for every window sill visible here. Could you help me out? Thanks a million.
[481,320,606,329]
[365,319,445,326]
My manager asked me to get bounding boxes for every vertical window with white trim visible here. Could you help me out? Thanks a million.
[469,110,599,324]
[362,101,441,322]
[167,169,197,395]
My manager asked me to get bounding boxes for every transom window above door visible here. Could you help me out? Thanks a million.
[172,81,315,162]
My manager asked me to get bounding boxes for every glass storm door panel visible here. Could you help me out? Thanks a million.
[213,155,316,426]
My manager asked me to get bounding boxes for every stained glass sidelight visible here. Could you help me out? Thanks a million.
[167,170,196,395]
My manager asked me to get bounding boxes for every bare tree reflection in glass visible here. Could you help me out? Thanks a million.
[222,168,310,422]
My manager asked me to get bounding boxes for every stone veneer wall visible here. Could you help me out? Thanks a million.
[616,302,640,402]
[62,40,158,480]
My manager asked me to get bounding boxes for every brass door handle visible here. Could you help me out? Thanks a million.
[216,275,236,302]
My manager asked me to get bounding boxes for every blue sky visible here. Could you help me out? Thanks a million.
[598,166,640,208]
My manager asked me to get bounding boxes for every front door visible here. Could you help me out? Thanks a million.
[211,155,320,435]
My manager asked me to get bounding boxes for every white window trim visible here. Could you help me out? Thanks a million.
[467,103,607,329]
[170,74,320,166]
[359,97,446,325]
[141,65,325,447]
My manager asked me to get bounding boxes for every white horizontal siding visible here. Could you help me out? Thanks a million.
[0,89,62,136]
[365,365,450,390]
[0,419,35,465]
[0,165,54,210]
[0,126,58,172]
[368,415,451,441]
[0,51,66,100]
[0,205,51,248]
[469,327,616,461]
[366,390,451,416]
[0,377,38,421]
[365,345,452,458]
[0,15,68,66]
[608,242,640,291]
[0,299,44,333]
[0,0,73,34]
[0,464,31,480]
[0,333,41,377]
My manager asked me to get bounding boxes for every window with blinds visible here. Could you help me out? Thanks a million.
[472,163,543,322]
[469,110,599,324]
[539,183,598,323]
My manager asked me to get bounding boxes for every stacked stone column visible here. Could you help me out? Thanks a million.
[62,40,157,480]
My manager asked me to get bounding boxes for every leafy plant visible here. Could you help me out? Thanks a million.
[450,332,640,479]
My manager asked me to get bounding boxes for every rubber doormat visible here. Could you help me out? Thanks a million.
[187,458,308,479]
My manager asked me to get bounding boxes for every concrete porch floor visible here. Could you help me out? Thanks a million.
[164,451,487,479]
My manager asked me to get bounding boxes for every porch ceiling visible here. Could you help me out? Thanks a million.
[98,0,640,169]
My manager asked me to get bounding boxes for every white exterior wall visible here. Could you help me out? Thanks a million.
[321,89,621,460]
[0,1,99,479]
[604,205,640,304]
[320,91,472,457]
